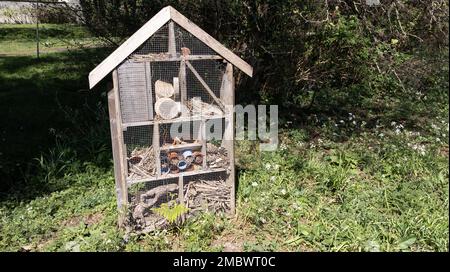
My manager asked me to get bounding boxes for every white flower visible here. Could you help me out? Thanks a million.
[265,163,271,170]
[391,121,397,126]
[251,182,258,187]
[281,189,287,195]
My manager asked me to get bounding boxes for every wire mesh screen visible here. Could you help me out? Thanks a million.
[128,178,179,231]
[150,61,180,118]
[174,23,216,55]
[123,125,155,180]
[184,172,231,214]
[205,118,230,170]
[134,23,169,55]
[186,60,225,103]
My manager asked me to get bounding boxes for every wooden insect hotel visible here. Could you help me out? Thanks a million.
[88,6,253,231]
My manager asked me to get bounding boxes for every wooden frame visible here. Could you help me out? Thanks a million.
[100,6,252,226]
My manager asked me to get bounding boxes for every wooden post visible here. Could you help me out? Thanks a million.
[200,119,207,169]
[168,21,176,56]
[111,70,128,226]
[35,1,40,60]
[178,175,184,204]
[221,63,235,214]
[153,121,161,177]
[179,59,187,106]
[144,62,154,120]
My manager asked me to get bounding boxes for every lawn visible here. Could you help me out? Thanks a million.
[0,24,448,252]
[0,24,103,56]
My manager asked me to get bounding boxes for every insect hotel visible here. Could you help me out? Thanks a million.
[88,6,253,231]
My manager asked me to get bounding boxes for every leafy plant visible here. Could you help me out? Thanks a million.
[152,201,189,224]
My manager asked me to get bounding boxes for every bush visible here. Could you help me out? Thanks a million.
[78,0,448,117]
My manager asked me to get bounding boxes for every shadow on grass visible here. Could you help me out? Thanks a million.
[0,48,113,200]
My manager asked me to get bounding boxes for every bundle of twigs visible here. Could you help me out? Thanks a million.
[128,146,156,179]
[206,143,229,169]
[184,179,231,214]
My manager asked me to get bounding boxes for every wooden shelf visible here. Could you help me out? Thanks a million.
[122,114,225,130]
[127,167,227,185]
[160,142,202,151]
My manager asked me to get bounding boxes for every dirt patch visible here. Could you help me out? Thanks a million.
[63,212,104,227]
[210,218,256,252]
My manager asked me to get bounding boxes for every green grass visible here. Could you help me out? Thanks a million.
[0,24,103,55]
[0,24,448,252]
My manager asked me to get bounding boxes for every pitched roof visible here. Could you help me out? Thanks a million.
[88,6,253,89]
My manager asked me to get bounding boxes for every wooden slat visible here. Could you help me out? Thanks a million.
[121,114,225,129]
[89,6,171,88]
[170,7,253,77]
[127,168,227,185]
[161,142,202,151]
[131,54,223,62]
[185,60,225,111]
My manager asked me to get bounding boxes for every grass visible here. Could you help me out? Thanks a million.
[0,24,103,56]
[0,24,448,252]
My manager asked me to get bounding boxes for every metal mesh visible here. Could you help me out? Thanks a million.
[150,61,180,117]
[128,178,180,231]
[184,172,231,214]
[174,23,216,55]
[123,125,155,179]
[186,60,225,104]
[134,23,169,55]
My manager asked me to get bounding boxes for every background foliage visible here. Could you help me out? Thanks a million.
[79,0,448,111]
